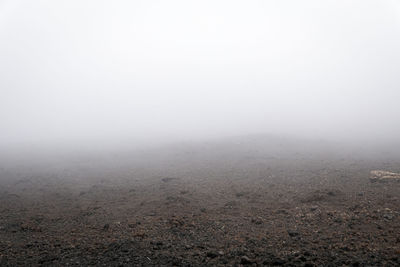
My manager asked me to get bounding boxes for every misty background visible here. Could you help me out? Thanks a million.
[1,0,400,150]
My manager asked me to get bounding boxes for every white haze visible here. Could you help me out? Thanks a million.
[1,0,400,149]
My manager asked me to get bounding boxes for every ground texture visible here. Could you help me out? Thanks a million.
[0,138,399,266]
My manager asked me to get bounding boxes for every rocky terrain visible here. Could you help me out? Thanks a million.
[0,136,399,266]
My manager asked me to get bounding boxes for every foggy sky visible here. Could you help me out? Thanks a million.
[1,0,400,148]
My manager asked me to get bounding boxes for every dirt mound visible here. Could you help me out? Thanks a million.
[300,189,343,203]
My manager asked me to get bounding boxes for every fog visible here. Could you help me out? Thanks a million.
[2,3,400,264]
[1,0,400,150]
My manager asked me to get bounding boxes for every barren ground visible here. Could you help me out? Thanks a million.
[0,137,399,266]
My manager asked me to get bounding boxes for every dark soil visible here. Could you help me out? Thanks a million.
[0,137,399,266]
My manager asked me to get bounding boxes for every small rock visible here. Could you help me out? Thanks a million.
[251,218,263,225]
[103,224,110,231]
[270,259,285,265]
[299,256,307,262]
[241,256,253,265]
[333,218,343,223]
[383,213,394,220]
[206,251,218,258]
[288,230,300,237]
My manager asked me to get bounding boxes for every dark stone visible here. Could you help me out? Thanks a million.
[288,230,300,237]
[206,251,218,258]
[241,256,253,265]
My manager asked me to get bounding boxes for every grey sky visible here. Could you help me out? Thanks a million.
[1,0,400,147]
